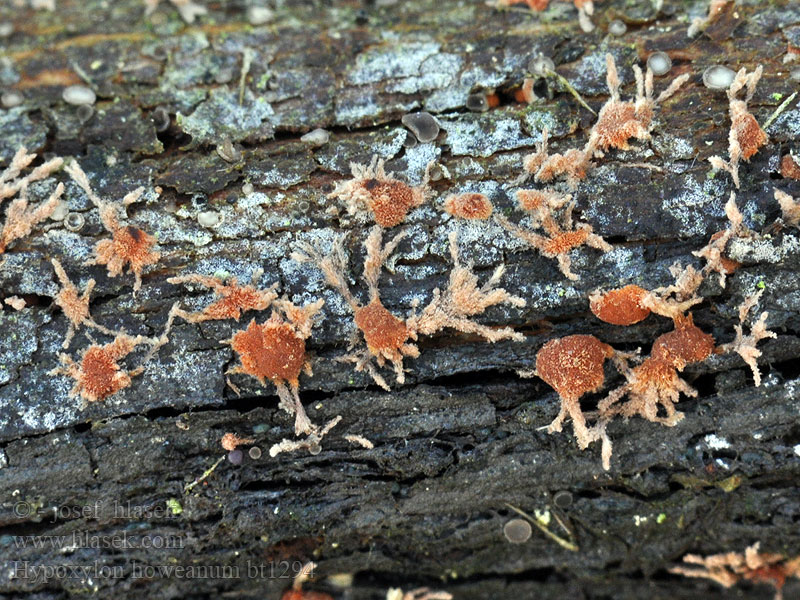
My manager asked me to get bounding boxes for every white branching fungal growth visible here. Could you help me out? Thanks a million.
[670,542,800,600]
[0,147,63,256]
[51,258,118,348]
[708,66,767,189]
[722,289,776,386]
[774,189,800,228]
[693,192,745,288]
[168,271,279,322]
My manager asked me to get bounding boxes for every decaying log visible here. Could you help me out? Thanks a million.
[1,0,800,598]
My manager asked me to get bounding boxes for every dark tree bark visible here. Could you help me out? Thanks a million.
[1,0,800,598]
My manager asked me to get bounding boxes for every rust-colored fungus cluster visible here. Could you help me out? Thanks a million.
[227,298,326,436]
[780,154,800,180]
[670,543,800,600]
[495,188,610,280]
[65,161,160,292]
[708,66,768,188]
[520,54,688,189]
[328,156,431,227]
[540,196,776,469]
[293,227,524,390]
[168,272,279,322]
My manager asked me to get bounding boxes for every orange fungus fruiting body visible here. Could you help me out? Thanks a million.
[363,178,417,227]
[444,193,493,220]
[590,285,651,325]
[516,189,549,213]
[80,346,131,401]
[354,299,409,354]
[651,315,715,369]
[543,229,589,255]
[780,154,800,180]
[231,320,306,385]
[536,334,614,399]
[208,287,268,320]
[734,111,768,160]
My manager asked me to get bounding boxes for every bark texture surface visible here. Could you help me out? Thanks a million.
[1,0,800,598]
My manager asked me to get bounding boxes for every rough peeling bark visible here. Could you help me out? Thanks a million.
[1,0,800,598]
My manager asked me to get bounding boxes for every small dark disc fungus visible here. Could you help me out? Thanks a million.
[228,449,243,465]
[401,111,440,143]
[466,93,490,112]
[503,518,532,544]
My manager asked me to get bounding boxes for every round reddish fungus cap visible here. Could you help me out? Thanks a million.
[590,285,651,326]
[651,315,715,369]
[354,299,409,353]
[365,180,416,227]
[231,320,306,384]
[443,193,493,220]
[535,334,614,399]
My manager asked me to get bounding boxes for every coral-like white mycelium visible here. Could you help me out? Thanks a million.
[670,542,800,600]
[168,272,279,322]
[0,147,63,256]
[722,289,777,387]
[693,192,746,287]
[588,53,690,153]
[708,66,768,189]
[293,227,524,390]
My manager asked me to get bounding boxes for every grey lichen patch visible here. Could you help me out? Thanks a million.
[385,52,462,95]
[440,112,540,158]
[0,311,42,386]
[0,252,59,297]
[521,105,576,140]
[2,369,78,440]
[346,40,441,86]
[559,47,639,96]
[0,107,48,161]
[135,207,213,247]
[661,176,728,237]
[651,133,696,161]
[397,142,441,185]
[244,152,316,189]
[177,88,274,145]
[728,233,800,265]
[333,86,418,127]
[767,107,800,141]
